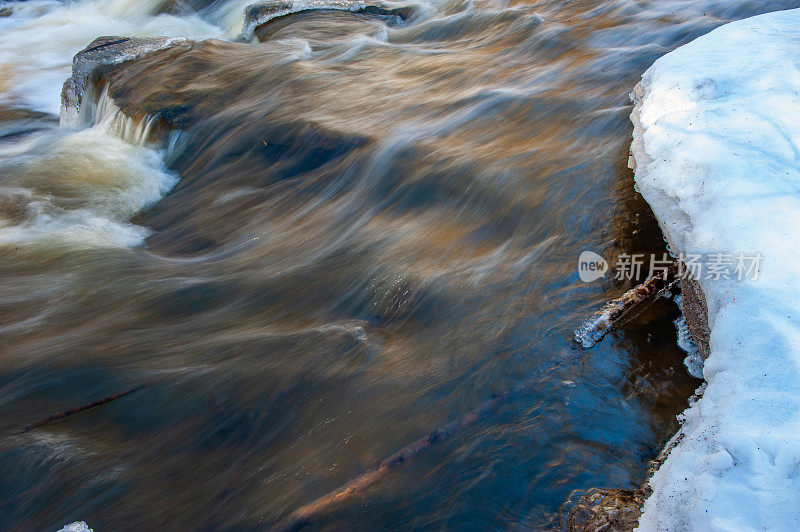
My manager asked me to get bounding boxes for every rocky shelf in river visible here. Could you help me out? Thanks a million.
[242,0,417,40]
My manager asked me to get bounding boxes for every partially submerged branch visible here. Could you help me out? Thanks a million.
[18,384,147,434]
[272,372,546,531]
[575,263,679,348]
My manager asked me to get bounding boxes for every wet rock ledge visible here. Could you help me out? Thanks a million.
[60,36,191,127]
[243,0,416,40]
[60,0,419,125]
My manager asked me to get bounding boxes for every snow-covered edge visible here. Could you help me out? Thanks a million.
[630,8,800,531]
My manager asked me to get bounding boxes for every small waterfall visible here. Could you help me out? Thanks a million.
[78,84,161,146]
[0,82,180,249]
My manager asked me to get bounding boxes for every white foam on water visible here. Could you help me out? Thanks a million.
[216,0,267,38]
[0,0,225,115]
[0,0,227,249]
[0,0,407,250]
[0,95,179,249]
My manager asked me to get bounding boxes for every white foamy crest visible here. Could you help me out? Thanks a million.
[0,0,206,250]
[0,0,224,115]
[0,112,179,249]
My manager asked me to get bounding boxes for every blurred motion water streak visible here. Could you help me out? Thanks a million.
[1,0,797,529]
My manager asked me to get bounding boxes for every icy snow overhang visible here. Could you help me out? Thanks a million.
[629,7,800,531]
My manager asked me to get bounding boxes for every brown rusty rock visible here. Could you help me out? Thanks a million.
[563,488,645,532]
[680,274,710,359]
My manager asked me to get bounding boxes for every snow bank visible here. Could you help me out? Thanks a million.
[630,8,800,531]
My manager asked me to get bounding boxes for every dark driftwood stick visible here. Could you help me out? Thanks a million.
[18,384,147,434]
[575,262,679,348]
[272,373,544,532]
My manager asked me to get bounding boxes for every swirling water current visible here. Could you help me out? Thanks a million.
[1,0,797,529]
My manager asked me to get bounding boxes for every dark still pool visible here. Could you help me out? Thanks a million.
[0,0,795,529]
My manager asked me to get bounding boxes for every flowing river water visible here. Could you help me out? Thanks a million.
[0,0,797,529]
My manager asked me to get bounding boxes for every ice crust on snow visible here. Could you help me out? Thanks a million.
[630,8,800,531]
